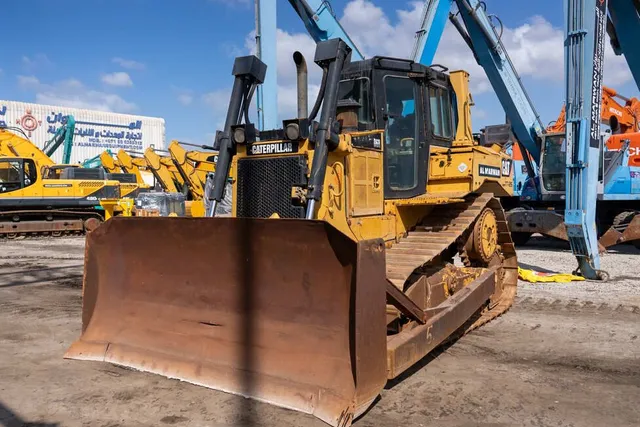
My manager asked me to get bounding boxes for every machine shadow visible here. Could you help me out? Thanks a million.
[0,400,59,427]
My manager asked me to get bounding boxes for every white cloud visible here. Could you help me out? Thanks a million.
[202,89,232,129]
[22,54,53,72]
[112,57,145,70]
[16,75,136,113]
[208,0,635,128]
[101,71,133,87]
[172,86,195,106]
[17,75,41,88]
[178,93,194,106]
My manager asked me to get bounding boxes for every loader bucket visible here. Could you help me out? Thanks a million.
[65,217,388,427]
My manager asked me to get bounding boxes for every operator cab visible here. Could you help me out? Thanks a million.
[336,57,457,199]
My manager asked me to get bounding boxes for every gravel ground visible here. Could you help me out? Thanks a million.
[516,236,640,306]
[0,235,638,427]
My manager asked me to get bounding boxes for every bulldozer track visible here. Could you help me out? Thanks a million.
[386,193,518,331]
[0,231,85,240]
[0,209,102,239]
[515,296,640,315]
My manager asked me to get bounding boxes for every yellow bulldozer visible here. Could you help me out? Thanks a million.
[66,39,517,426]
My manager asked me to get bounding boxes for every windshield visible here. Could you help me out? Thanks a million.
[541,135,566,191]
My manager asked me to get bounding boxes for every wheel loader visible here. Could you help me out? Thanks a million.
[65,39,517,426]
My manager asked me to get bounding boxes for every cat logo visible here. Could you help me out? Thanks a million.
[501,159,512,176]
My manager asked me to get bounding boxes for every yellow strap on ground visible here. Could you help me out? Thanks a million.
[518,267,585,283]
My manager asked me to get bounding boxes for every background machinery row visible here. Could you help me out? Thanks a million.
[0,123,220,236]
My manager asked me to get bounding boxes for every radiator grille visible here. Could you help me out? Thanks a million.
[236,155,307,218]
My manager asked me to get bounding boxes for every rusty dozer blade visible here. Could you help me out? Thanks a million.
[65,217,388,427]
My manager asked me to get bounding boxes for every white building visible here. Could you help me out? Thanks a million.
[0,100,166,164]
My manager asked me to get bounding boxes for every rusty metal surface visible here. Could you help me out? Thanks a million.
[385,193,493,289]
[383,195,518,379]
[65,217,387,427]
[385,279,426,324]
[506,209,568,240]
[387,268,496,378]
[599,215,640,249]
[0,219,84,234]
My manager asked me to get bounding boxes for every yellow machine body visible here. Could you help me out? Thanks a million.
[66,50,517,426]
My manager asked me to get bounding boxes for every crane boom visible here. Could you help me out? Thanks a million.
[256,0,364,131]
[411,0,452,65]
[255,0,278,130]
[607,0,640,90]
[287,0,364,60]
[563,0,608,279]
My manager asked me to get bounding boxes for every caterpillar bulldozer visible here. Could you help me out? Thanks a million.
[65,39,517,426]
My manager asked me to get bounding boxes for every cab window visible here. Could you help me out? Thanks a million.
[0,160,23,193]
[337,77,372,124]
[541,135,566,191]
[429,86,453,138]
[384,75,418,191]
[23,159,36,187]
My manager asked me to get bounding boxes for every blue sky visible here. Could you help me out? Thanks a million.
[1,0,638,145]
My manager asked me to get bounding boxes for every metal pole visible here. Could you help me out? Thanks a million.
[255,0,278,131]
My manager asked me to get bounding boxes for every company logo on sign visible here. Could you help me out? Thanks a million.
[0,106,6,127]
[479,164,501,178]
[16,108,42,136]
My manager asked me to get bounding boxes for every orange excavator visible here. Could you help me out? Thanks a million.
[546,85,640,134]
[511,85,640,170]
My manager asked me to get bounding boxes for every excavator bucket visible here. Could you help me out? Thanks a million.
[599,214,640,249]
[65,217,388,427]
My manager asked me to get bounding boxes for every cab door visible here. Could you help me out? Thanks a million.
[379,73,428,199]
[0,159,26,200]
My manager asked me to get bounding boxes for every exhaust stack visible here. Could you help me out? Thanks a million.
[293,51,308,119]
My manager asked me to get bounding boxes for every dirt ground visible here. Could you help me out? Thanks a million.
[0,236,638,427]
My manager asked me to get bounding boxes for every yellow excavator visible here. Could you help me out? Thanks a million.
[99,150,122,175]
[0,128,135,236]
[0,137,124,238]
[66,40,517,426]
[167,140,217,200]
[167,140,219,216]
[142,147,185,193]
[114,149,153,187]
[0,128,142,200]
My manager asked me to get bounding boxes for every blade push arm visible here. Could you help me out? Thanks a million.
[208,56,266,217]
[305,38,352,219]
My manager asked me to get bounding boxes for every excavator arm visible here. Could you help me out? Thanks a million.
[42,115,75,164]
[116,149,148,185]
[143,147,183,193]
[99,150,123,174]
[167,141,217,200]
[0,128,55,167]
